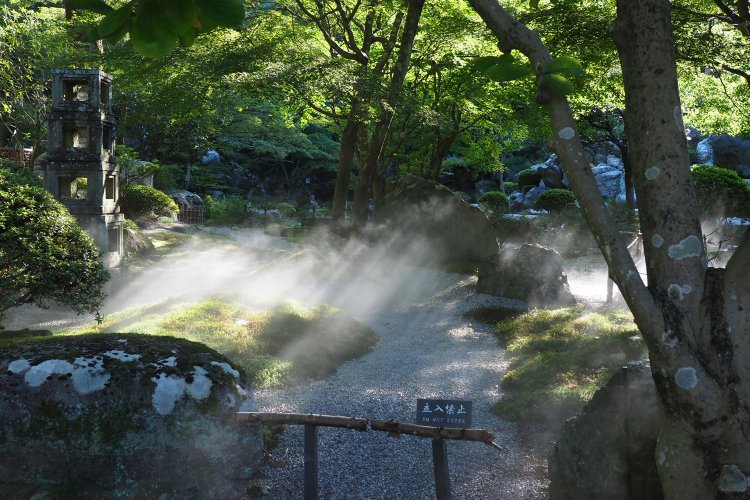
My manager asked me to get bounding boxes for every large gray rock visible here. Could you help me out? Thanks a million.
[475,179,498,199]
[593,164,623,199]
[170,189,204,211]
[696,134,750,177]
[549,361,662,500]
[379,175,499,262]
[0,334,263,498]
[201,149,221,166]
[523,185,547,209]
[476,243,575,307]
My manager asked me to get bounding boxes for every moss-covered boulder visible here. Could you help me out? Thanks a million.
[0,334,263,498]
[477,243,575,307]
[379,175,499,263]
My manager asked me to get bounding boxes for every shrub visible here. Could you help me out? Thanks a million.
[121,184,178,219]
[534,188,577,212]
[691,165,750,218]
[0,161,109,326]
[516,168,542,188]
[503,181,519,193]
[205,195,248,226]
[479,190,510,211]
[276,202,296,217]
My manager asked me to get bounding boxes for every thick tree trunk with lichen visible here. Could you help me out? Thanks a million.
[469,0,750,498]
[613,2,750,497]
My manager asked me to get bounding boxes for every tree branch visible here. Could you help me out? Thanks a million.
[468,0,660,329]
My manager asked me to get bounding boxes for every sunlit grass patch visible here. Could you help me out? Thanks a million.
[60,298,377,388]
[491,306,646,429]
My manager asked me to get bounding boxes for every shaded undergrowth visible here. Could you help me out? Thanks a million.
[60,298,378,388]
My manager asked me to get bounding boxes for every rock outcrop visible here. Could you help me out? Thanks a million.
[549,360,662,500]
[476,243,575,307]
[379,174,499,262]
[697,134,750,178]
[0,334,263,498]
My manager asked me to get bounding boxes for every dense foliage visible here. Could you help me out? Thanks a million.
[0,160,109,326]
[691,165,750,218]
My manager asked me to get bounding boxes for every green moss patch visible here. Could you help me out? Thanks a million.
[491,306,646,430]
[61,298,377,388]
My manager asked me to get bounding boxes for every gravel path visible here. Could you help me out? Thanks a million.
[255,269,548,499]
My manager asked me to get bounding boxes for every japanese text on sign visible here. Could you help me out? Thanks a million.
[416,399,472,429]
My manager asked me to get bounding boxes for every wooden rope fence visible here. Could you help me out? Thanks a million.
[237,412,503,500]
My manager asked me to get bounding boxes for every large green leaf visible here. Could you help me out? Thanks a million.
[545,56,585,76]
[160,0,198,36]
[96,2,134,38]
[195,0,245,28]
[131,7,178,58]
[67,0,114,14]
[485,62,531,82]
[473,54,515,73]
[542,73,575,95]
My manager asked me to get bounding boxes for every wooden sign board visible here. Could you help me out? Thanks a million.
[417,399,472,429]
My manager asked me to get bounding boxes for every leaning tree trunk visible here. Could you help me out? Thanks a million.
[469,0,750,498]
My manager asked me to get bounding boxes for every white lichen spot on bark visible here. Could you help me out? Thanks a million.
[668,284,692,301]
[718,465,749,493]
[668,235,703,259]
[8,358,31,374]
[645,166,661,180]
[675,367,698,390]
[661,330,678,348]
[651,234,664,248]
[558,127,576,140]
[658,449,667,465]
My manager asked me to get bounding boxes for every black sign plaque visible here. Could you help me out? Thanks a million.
[416,399,472,429]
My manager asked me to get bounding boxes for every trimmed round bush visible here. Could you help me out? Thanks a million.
[691,165,750,218]
[121,184,179,219]
[534,188,577,212]
[517,168,542,188]
[479,190,510,211]
[503,181,519,194]
[276,202,296,217]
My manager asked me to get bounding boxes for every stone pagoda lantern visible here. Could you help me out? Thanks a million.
[35,69,123,268]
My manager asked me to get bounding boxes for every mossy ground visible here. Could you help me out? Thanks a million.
[59,298,377,388]
[468,306,646,433]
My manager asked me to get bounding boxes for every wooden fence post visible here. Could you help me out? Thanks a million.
[304,424,319,500]
[432,438,451,500]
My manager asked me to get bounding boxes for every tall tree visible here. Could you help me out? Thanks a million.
[469,0,749,498]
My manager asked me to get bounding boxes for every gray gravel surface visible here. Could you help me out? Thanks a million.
[255,270,548,499]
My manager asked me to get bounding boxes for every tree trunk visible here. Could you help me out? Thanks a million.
[331,105,362,222]
[352,0,426,226]
[613,1,750,497]
[469,0,750,498]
